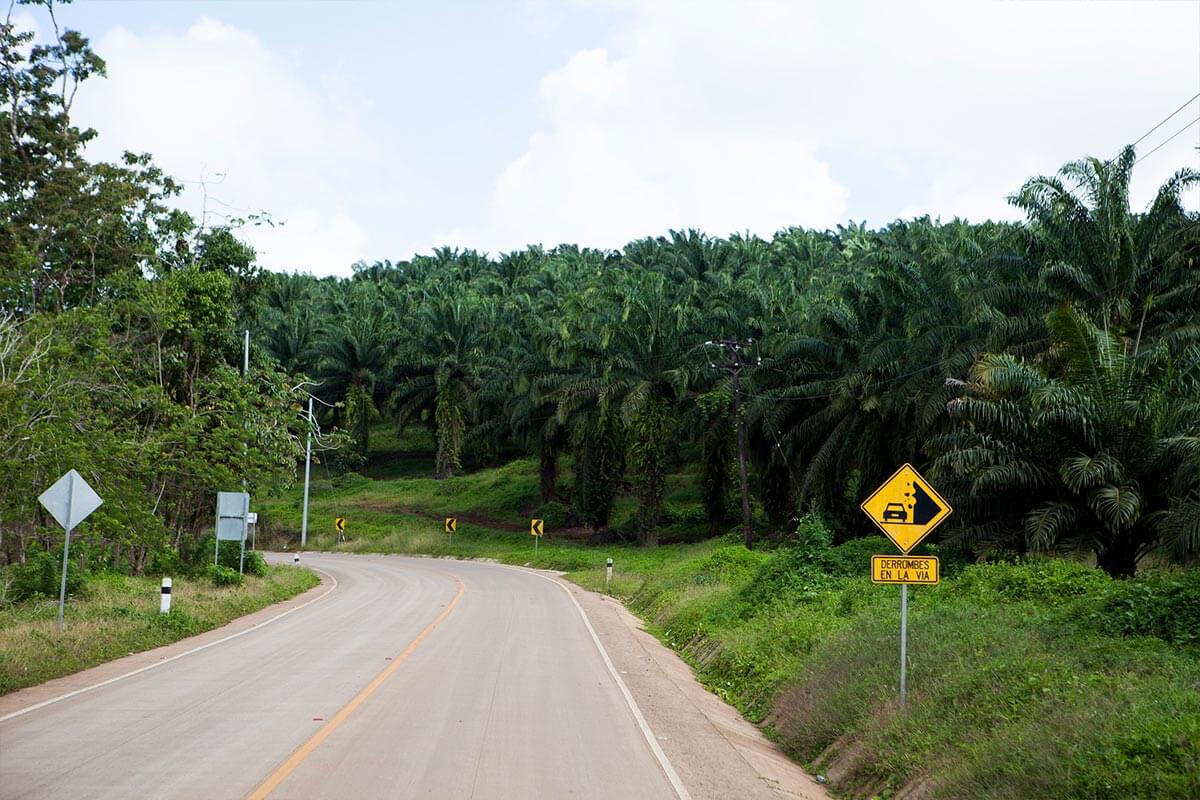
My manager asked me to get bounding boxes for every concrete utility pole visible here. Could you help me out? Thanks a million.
[240,329,250,574]
[300,396,314,548]
[706,338,760,550]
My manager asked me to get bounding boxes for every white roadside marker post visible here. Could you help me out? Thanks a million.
[606,558,613,589]
[160,577,172,614]
[293,554,300,565]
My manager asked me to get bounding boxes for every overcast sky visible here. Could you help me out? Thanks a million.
[20,0,1200,276]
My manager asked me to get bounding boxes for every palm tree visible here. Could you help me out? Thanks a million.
[556,267,701,546]
[1010,146,1199,354]
[932,305,1200,576]
[313,286,397,459]
[390,286,501,479]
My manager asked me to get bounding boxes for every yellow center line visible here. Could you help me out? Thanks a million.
[247,575,466,800]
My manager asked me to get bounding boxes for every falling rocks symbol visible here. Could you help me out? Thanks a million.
[907,480,941,525]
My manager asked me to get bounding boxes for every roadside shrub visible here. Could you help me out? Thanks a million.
[6,549,87,602]
[691,545,767,587]
[663,502,707,527]
[206,564,243,587]
[215,540,248,572]
[534,500,570,529]
[147,546,189,578]
[739,549,834,610]
[951,558,1110,605]
[1091,569,1200,646]
[242,550,268,577]
[790,512,833,559]
[819,535,892,576]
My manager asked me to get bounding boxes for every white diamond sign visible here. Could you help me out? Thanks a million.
[38,469,103,531]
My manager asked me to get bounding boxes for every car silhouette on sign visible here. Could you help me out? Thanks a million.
[882,502,907,523]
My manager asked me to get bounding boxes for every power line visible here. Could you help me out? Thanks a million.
[1131,92,1200,149]
[1060,92,1200,194]
[1134,114,1200,165]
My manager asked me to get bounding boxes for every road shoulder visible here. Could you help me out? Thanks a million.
[561,579,829,800]
[0,566,331,720]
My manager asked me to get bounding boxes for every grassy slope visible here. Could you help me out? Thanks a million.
[259,429,1200,799]
[0,566,319,695]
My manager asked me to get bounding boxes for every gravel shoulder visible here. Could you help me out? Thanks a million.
[560,576,830,800]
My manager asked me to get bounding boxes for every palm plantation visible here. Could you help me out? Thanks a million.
[237,150,1200,576]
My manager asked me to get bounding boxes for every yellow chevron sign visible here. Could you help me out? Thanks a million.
[444,517,457,534]
[530,519,544,537]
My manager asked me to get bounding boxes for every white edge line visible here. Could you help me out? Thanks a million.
[525,569,693,800]
[0,566,338,724]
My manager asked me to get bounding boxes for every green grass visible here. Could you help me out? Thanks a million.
[595,551,1200,799]
[360,424,437,480]
[0,565,318,695]
[259,428,1200,798]
[259,463,705,573]
[272,433,714,545]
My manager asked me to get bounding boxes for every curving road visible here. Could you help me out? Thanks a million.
[0,554,682,799]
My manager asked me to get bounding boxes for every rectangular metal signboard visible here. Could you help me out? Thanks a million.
[871,555,939,584]
[216,491,249,542]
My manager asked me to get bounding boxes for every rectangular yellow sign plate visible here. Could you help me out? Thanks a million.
[860,463,952,553]
[871,555,939,584]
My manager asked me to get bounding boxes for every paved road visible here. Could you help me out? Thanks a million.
[0,554,682,799]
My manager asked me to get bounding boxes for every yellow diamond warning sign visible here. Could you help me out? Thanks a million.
[871,555,939,584]
[860,463,952,553]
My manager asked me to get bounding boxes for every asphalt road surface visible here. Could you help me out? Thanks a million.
[0,554,686,800]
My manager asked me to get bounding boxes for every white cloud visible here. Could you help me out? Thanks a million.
[75,17,375,276]
[58,2,1200,267]
[458,0,1199,251]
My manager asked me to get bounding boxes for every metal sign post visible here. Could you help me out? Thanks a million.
[860,463,952,710]
[38,470,103,630]
[59,477,74,625]
[900,584,908,707]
